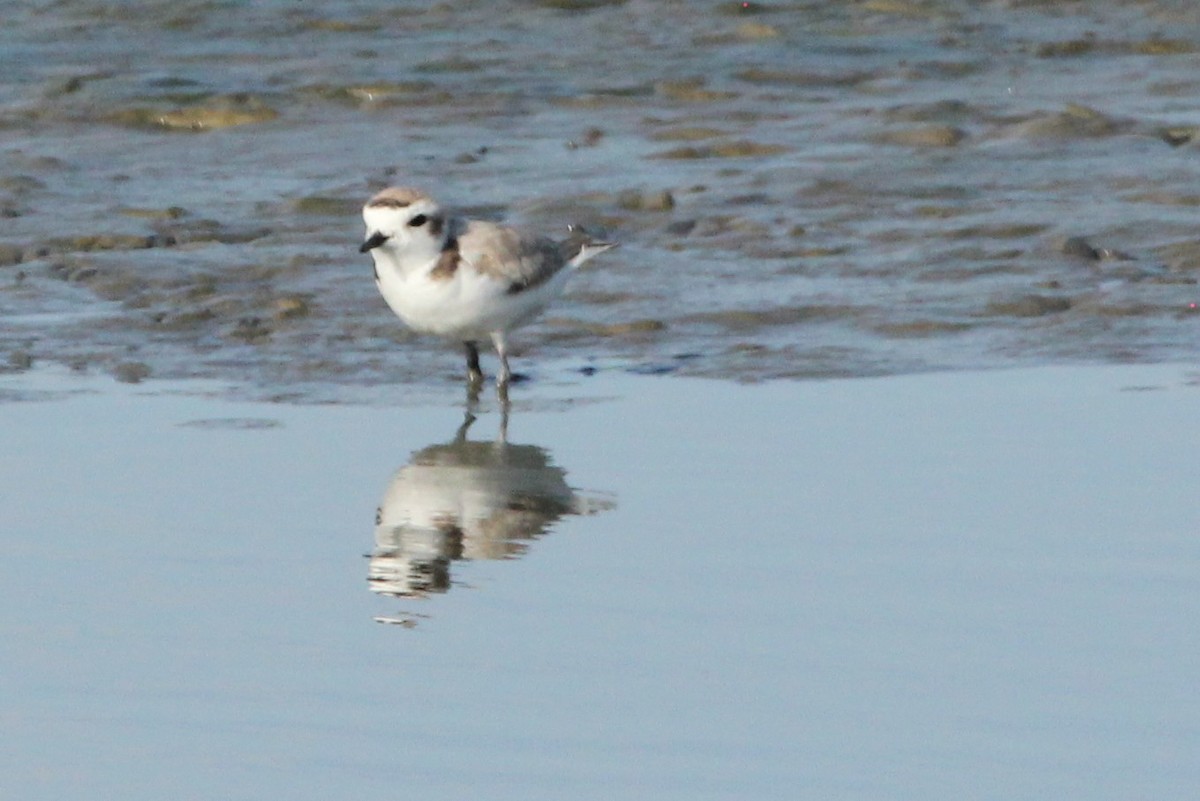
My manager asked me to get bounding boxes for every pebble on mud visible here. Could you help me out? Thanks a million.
[153,307,217,331]
[566,127,605,149]
[110,95,279,131]
[292,195,361,216]
[530,0,628,9]
[120,206,187,220]
[874,125,966,148]
[415,56,486,74]
[1058,236,1101,261]
[734,67,873,88]
[300,17,377,33]
[884,99,974,124]
[655,78,737,103]
[617,189,674,212]
[113,361,151,384]
[0,243,24,265]
[1158,127,1197,147]
[581,319,667,337]
[156,106,279,130]
[0,175,47,195]
[40,234,156,254]
[862,0,936,16]
[652,141,788,159]
[1037,36,1192,59]
[875,320,974,338]
[227,317,272,343]
[541,318,665,339]
[1003,104,1124,139]
[946,222,1049,240]
[736,22,781,40]
[984,295,1072,317]
[686,305,859,330]
[306,82,441,106]
[8,350,33,371]
[716,0,773,13]
[650,126,729,142]
[1132,38,1194,55]
[1152,240,1200,272]
[152,219,272,246]
[1036,38,1098,58]
[273,295,313,321]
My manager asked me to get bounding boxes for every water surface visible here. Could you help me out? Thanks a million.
[2,363,1197,799]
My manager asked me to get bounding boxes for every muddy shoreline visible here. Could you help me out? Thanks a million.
[2,1,1198,399]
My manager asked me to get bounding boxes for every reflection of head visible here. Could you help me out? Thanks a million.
[367,521,460,597]
[368,433,614,598]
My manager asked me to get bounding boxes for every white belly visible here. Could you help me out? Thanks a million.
[374,253,567,340]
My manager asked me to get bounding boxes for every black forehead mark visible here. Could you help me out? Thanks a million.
[367,197,411,209]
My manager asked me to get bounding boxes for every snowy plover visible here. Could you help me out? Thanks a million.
[359,187,615,389]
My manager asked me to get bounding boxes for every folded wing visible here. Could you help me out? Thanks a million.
[455,220,569,295]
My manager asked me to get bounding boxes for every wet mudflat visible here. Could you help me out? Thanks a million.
[1,1,1199,397]
[2,363,1198,800]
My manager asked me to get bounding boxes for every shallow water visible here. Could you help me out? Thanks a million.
[1,1,1198,396]
[2,363,1198,799]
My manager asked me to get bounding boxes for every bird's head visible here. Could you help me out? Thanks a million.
[360,187,448,263]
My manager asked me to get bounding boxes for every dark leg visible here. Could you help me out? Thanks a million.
[464,341,483,385]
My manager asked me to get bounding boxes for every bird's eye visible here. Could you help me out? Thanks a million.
[408,214,428,227]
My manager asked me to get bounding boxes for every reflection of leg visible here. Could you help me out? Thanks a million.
[464,341,483,386]
[498,386,510,442]
[454,410,477,443]
[465,371,482,412]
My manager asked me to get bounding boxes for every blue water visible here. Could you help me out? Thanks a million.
[2,364,1197,799]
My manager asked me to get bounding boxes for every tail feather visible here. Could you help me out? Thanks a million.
[571,240,616,267]
[562,224,617,268]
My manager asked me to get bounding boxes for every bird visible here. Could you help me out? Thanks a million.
[359,186,615,391]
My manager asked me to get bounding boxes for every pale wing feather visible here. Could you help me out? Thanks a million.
[455,220,568,293]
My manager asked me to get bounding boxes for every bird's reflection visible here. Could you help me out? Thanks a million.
[368,411,615,601]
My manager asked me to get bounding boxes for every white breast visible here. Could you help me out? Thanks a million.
[372,250,564,340]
